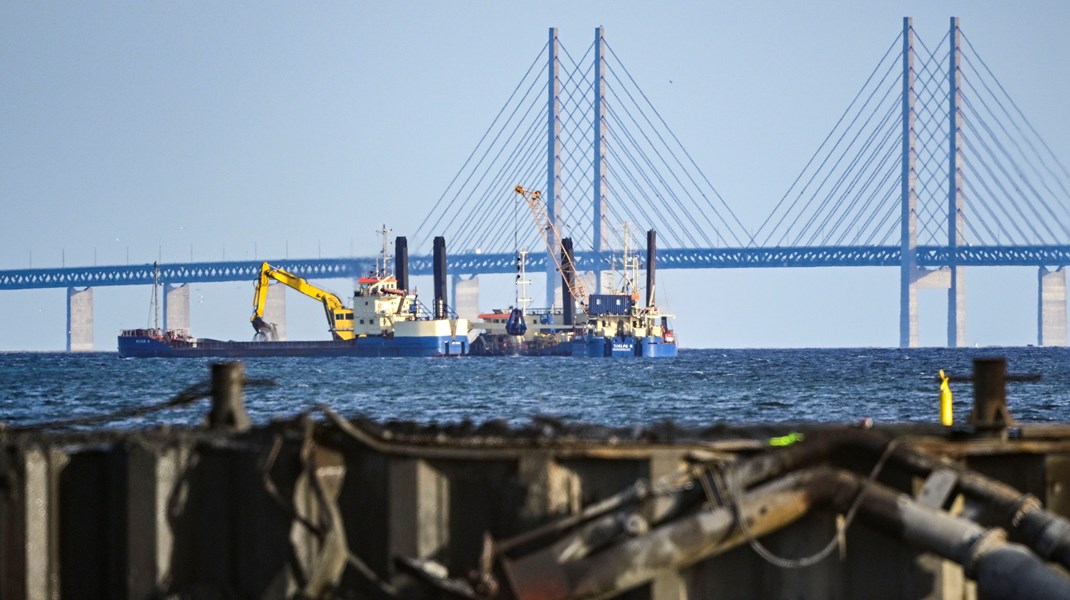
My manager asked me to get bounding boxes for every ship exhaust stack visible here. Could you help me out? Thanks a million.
[646,229,657,308]
[562,237,575,326]
[395,236,409,292]
[433,236,447,320]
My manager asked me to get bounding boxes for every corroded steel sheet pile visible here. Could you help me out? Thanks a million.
[4,361,1070,599]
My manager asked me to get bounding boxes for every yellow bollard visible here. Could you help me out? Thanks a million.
[939,369,953,426]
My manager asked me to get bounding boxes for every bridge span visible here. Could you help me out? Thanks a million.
[5,18,1070,350]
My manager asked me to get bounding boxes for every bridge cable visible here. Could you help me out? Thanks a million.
[604,110,704,247]
[413,44,547,250]
[604,77,728,246]
[780,60,902,246]
[414,44,546,251]
[797,86,903,246]
[451,91,549,253]
[605,40,752,246]
[962,97,1062,242]
[825,121,904,246]
[961,33,1070,197]
[440,78,549,251]
[752,33,901,246]
[960,54,1070,236]
[605,47,745,246]
[604,93,714,245]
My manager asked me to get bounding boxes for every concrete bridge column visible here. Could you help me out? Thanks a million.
[66,287,93,352]
[263,283,286,341]
[948,267,966,347]
[1039,267,1067,346]
[545,27,563,311]
[451,275,479,322]
[163,283,190,335]
[947,18,966,348]
[905,268,953,347]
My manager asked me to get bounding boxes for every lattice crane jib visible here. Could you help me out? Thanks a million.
[514,185,589,313]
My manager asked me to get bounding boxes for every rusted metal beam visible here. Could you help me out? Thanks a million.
[717,428,1070,572]
[498,468,1070,600]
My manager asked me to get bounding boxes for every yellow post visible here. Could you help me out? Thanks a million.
[939,369,953,426]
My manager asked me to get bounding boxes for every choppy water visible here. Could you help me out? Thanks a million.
[2,347,1069,430]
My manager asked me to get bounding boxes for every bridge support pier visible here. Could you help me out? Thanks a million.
[452,275,479,322]
[1038,267,1067,347]
[903,268,956,347]
[263,284,286,341]
[948,267,966,347]
[163,283,190,335]
[66,287,93,352]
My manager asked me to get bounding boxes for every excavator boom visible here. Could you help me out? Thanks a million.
[250,262,355,341]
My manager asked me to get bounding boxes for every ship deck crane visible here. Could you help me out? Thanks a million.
[514,185,590,314]
[251,262,355,341]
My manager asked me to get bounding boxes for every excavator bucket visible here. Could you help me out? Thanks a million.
[251,316,278,341]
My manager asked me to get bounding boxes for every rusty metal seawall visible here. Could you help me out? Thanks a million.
[5,361,1070,599]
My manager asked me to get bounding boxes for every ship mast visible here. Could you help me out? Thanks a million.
[152,261,161,331]
[615,223,640,296]
[516,249,532,312]
[376,224,392,278]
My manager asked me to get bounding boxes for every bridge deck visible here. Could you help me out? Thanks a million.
[4,245,1070,290]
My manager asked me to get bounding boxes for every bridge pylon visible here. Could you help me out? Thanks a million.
[901,17,969,348]
[947,17,966,347]
[66,287,93,352]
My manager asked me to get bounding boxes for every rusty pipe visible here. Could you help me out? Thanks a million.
[725,428,1070,571]
[502,467,1070,600]
[503,469,828,599]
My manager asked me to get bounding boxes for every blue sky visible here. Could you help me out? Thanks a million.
[2,1,1069,350]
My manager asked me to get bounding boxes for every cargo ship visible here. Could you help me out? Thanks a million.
[470,186,676,358]
[568,228,677,358]
[118,235,469,358]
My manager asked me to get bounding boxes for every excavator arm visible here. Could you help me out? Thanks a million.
[250,262,355,341]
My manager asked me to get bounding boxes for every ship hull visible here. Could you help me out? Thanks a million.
[117,334,466,358]
[570,335,677,358]
[469,333,571,356]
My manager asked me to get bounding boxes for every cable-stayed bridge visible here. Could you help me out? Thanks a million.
[4,18,1070,350]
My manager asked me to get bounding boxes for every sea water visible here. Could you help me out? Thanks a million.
[2,347,1069,430]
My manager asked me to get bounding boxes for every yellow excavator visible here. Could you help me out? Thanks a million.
[250,262,355,341]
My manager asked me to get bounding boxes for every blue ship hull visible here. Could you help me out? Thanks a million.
[570,335,677,358]
[117,332,466,358]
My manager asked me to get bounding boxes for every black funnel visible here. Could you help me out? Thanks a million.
[433,236,447,320]
[646,229,656,307]
[561,238,575,326]
[395,237,409,291]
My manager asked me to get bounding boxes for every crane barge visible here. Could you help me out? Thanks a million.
[470,186,677,357]
[117,233,469,358]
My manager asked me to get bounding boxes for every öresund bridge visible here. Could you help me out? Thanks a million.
[4,18,1070,350]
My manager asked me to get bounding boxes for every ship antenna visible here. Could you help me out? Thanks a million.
[513,192,530,311]
[152,261,161,331]
[377,224,392,277]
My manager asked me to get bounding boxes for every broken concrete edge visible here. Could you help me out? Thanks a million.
[8,411,1070,455]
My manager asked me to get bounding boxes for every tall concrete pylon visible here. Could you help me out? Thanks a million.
[900,17,968,348]
[66,287,93,352]
[545,27,562,311]
[899,17,919,348]
[593,26,610,294]
[947,16,966,347]
[263,283,286,341]
[1039,267,1068,346]
[163,283,190,335]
